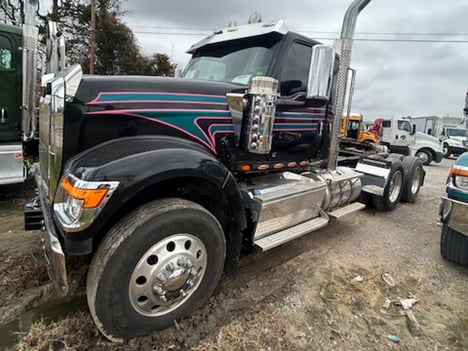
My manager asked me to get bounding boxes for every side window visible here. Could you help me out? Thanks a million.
[382,120,391,128]
[279,42,312,96]
[398,121,412,133]
[0,36,13,69]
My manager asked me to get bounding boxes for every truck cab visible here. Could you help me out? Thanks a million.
[0,23,25,185]
[439,151,468,265]
[0,19,38,185]
[379,117,443,165]
[340,113,378,143]
[440,126,468,158]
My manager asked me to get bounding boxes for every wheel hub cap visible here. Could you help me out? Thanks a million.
[129,233,207,316]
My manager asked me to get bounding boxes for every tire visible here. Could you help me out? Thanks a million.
[87,198,226,342]
[415,149,433,165]
[401,156,424,203]
[442,143,451,158]
[372,160,404,211]
[441,221,468,265]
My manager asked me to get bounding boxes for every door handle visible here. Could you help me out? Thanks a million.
[0,107,7,124]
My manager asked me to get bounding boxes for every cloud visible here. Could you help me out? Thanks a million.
[122,0,468,118]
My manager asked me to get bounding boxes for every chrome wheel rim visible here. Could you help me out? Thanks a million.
[410,166,422,194]
[416,152,429,163]
[129,233,207,317]
[388,170,403,203]
[443,144,449,156]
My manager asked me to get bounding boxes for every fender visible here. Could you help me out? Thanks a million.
[58,135,246,265]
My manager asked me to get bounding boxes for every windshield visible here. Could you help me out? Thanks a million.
[446,128,468,137]
[182,46,273,85]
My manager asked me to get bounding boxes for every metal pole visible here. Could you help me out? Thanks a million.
[327,0,371,171]
[90,0,96,74]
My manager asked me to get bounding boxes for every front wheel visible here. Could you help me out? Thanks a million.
[415,149,433,165]
[87,198,226,342]
[443,143,451,158]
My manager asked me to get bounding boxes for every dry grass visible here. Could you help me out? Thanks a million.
[191,310,294,351]
[0,251,49,295]
[17,312,100,351]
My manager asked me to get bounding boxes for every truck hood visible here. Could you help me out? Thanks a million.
[448,136,467,144]
[415,131,443,152]
[75,75,246,104]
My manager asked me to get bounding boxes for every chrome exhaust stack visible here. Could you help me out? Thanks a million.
[327,0,372,170]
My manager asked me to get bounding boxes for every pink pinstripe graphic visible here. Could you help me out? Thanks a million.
[87,91,228,106]
[87,110,233,154]
[86,110,322,154]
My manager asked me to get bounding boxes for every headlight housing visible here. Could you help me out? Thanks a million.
[449,165,468,191]
[54,173,119,232]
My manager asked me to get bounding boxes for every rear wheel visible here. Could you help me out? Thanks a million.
[87,198,226,342]
[441,221,468,265]
[415,149,433,165]
[401,156,424,203]
[372,161,404,211]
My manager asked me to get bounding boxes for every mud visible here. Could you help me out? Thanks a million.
[1,158,467,350]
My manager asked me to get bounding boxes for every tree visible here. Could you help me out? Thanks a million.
[146,53,177,77]
[0,0,177,76]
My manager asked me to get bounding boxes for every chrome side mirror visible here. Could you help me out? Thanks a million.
[306,45,335,107]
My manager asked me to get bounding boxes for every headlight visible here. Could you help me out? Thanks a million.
[54,173,119,232]
[64,194,84,222]
[449,164,468,190]
[454,175,468,190]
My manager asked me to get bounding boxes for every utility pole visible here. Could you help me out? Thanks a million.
[90,0,96,74]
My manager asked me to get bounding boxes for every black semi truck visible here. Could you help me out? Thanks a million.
[24,0,425,342]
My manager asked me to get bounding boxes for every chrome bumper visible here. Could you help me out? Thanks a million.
[439,196,468,237]
[34,168,69,294]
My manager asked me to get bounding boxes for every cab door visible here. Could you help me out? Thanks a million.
[0,28,22,142]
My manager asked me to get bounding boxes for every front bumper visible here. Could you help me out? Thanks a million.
[26,168,69,294]
[448,146,468,156]
[439,196,468,236]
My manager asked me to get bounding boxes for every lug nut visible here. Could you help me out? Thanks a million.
[157,272,167,283]
[165,262,174,272]
[153,286,165,296]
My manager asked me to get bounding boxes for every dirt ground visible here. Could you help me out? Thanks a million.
[1,158,467,351]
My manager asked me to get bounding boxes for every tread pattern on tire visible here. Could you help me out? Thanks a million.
[372,160,404,211]
[401,156,423,203]
[87,198,226,342]
[441,222,468,265]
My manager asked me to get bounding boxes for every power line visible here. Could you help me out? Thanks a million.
[132,30,468,43]
[130,24,468,38]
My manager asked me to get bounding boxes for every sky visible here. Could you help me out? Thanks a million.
[119,0,468,121]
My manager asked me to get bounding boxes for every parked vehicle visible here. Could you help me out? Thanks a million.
[340,113,379,143]
[0,15,38,185]
[25,0,426,342]
[411,115,468,158]
[0,3,64,185]
[439,151,468,265]
[372,117,444,165]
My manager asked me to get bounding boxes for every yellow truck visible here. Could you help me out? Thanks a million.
[341,113,379,143]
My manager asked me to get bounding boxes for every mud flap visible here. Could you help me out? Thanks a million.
[354,157,392,196]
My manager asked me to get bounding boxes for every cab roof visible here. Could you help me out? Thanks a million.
[187,19,289,54]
